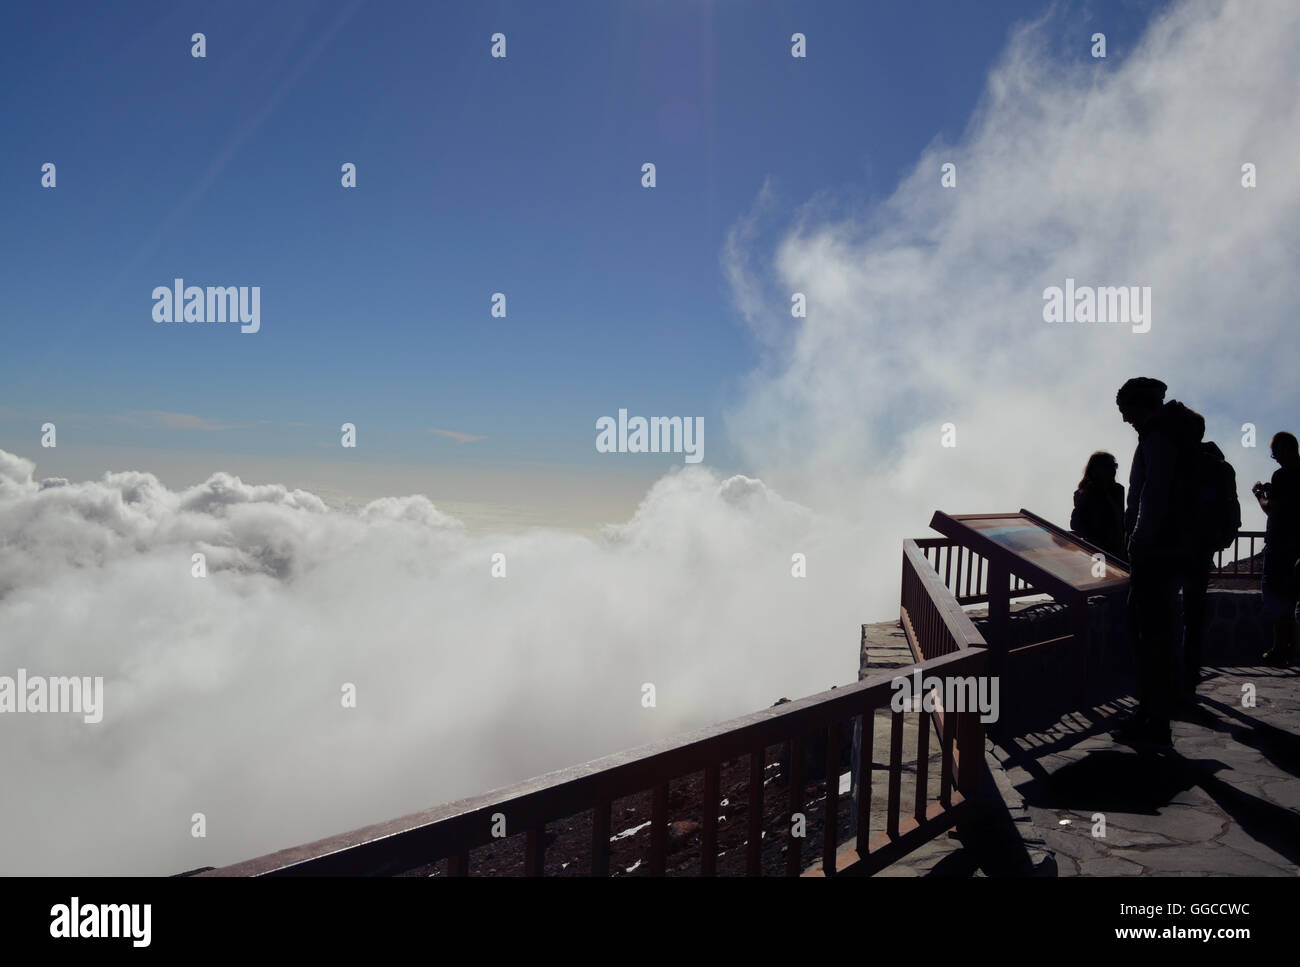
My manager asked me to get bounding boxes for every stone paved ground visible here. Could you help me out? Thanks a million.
[859,619,1300,876]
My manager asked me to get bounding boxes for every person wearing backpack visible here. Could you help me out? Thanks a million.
[1180,434,1242,703]
[1113,377,1205,748]
[1254,431,1300,665]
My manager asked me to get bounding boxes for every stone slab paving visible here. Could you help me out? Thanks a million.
[858,619,1300,876]
[1005,663,1300,877]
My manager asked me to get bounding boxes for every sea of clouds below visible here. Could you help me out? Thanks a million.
[0,449,877,874]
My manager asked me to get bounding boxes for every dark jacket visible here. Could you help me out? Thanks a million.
[1072,481,1126,559]
[1125,399,1204,565]
[1263,464,1300,583]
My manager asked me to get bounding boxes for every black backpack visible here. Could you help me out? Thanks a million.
[1193,442,1241,552]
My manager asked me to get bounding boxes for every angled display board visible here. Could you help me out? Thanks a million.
[929,510,1129,602]
[926,509,1132,739]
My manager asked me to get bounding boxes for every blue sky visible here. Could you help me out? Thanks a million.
[0,0,1167,503]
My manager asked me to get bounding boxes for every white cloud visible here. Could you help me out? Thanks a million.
[0,455,859,874]
[725,0,1298,530]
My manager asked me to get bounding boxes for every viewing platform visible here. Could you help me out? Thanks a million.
[859,613,1300,876]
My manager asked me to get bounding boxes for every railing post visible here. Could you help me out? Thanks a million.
[914,701,930,823]
[956,705,984,801]
[956,647,987,802]
[938,704,955,808]
[900,548,910,624]
[854,712,872,857]
[1070,598,1090,710]
[823,721,840,876]
[986,559,1010,679]
[886,709,904,839]
[591,801,611,877]
[701,766,719,876]
[746,748,764,876]
[650,784,668,875]
[525,827,546,876]
[785,738,804,876]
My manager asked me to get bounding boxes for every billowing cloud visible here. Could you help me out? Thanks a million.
[724,0,1300,527]
[0,453,861,874]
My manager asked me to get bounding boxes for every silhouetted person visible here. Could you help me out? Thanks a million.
[1113,377,1204,748]
[1254,431,1300,665]
[1293,558,1300,665]
[1177,413,1237,706]
[1070,451,1125,559]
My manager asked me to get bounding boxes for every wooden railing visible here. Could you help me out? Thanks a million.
[895,540,989,828]
[901,539,988,660]
[1211,531,1266,577]
[921,529,1267,595]
[203,543,989,878]
[912,537,1037,606]
[204,649,986,878]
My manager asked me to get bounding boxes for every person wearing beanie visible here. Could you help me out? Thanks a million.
[1113,377,1205,749]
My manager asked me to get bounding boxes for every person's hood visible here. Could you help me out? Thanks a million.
[1147,398,1205,445]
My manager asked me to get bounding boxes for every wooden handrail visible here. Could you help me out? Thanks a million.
[917,525,1274,598]
[909,536,1037,606]
[204,646,985,877]
[901,539,989,659]
[201,526,1002,879]
[1211,531,1266,575]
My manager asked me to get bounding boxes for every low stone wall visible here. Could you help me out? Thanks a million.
[1202,588,1271,662]
[967,588,1269,665]
[867,586,1271,742]
[958,587,1269,737]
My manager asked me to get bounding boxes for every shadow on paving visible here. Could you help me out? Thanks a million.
[857,617,1299,876]
[1002,666,1300,875]
[1018,749,1207,816]
[1198,689,1300,780]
